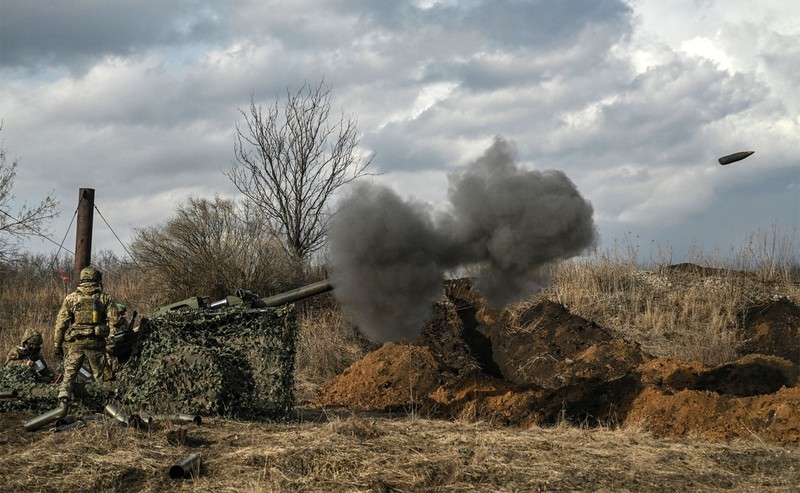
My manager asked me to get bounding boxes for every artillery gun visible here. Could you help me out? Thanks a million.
[111,279,334,364]
[152,279,334,316]
[3,280,336,420]
[104,278,337,420]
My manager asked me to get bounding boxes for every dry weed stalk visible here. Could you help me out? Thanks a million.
[545,229,798,365]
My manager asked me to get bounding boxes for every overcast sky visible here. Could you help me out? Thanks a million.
[1,0,797,268]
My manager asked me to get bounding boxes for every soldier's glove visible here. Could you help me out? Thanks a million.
[55,346,64,359]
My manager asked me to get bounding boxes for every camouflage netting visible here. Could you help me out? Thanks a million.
[114,305,298,420]
[0,366,57,413]
[1,305,298,420]
[0,366,111,415]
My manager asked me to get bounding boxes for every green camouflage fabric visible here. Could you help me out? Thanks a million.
[113,305,298,420]
[0,366,57,412]
[0,365,109,414]
[3,304,297,420]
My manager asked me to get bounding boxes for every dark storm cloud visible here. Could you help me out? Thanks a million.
[339,0,636,176]
[329,137,597,342]
[362,123,458,174]
[0,0,233,71]
[597,164,800,263]
[355,0,631,50]
[458,0,631,49]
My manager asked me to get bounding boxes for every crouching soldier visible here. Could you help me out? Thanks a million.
[53,266,124,404]
[4,328,61,383]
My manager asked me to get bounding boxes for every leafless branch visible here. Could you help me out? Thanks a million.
[227,80,372,264]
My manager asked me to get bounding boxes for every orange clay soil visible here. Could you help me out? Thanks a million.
[314,277,800,444]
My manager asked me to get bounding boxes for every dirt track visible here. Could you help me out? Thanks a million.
[315,278,800,444]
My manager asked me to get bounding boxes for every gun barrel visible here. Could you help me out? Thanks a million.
[259,279,333,307]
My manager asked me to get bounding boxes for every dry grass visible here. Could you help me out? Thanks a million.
[295,305,374,401]
[538,229,799,366]
[1,228,799,491]
[1,412,799,492]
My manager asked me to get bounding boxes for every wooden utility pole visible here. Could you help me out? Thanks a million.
[72,188,94,290]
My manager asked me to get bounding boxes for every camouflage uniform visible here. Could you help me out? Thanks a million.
[104,302,129,379]
[4,328,57,383]
[54,266,124,402]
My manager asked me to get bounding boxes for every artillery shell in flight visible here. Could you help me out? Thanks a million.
[718,151,754,165]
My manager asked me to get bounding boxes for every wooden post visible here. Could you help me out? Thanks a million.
[72,188,94,290]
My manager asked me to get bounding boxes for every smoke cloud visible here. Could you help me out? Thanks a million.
[328,136,597,342]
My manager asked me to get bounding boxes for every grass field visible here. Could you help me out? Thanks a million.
[1,411,799,492]
[1,229,798,492]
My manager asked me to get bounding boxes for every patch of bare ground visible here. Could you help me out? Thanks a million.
[1,412,799,492]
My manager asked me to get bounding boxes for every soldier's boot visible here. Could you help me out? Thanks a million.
[57,389,71,409]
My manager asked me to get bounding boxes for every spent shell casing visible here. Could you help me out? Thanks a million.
[169,453,202,479]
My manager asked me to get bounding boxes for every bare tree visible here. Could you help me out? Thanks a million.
[0,125,59,262]
[227,81,372,263]
[130,196,300,302]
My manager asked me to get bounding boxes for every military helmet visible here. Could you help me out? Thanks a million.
[22,328,43,346]
[80,266,102,283]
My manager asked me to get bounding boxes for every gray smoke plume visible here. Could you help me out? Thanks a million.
[328,136,597,342]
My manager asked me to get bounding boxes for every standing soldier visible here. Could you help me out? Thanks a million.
[53,266,123,405]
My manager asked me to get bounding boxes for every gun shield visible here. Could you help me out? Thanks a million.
[169,453,202,479]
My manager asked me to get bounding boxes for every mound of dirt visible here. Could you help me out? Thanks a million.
[484,301,651,388]
[739,297,800,364]
[314,279,800,444]
[640,354,800,397]
[315,343,446,413]
[624,386,800,443]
